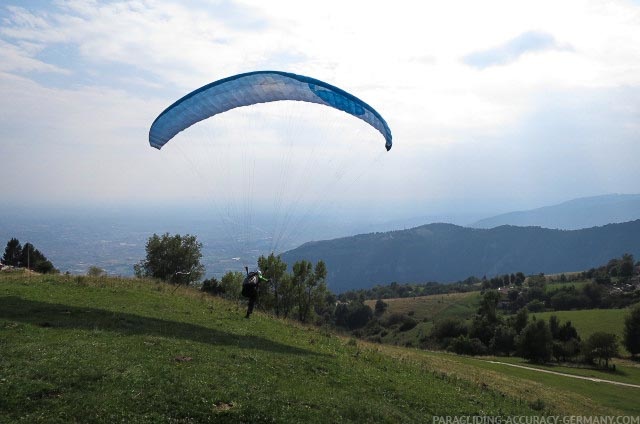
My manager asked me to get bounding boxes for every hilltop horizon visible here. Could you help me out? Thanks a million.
[3,193,640,283]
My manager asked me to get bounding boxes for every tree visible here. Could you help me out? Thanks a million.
[512,307,529,334]
[449,335,488,356]
[374,299,388,316]
[220,271,243,299]
[490,325,516,356]
[87,266,106,277]
[258,253,288,316]
[549,315,560,339]
[478,290,501,323]
[201,277,224,296]
[584,332,618,368]
[291,260,328,323]
[292,260,313,322]
[623,304,640,357]
[619,253,635,278]
[517,319,553,363]
[20,243,56,273]
[552,339,581,362]
[582,282,603,308]
[2,238,22,266]
[334,301,372,330]
[469,315,497,347]
[525,299,545,313]
[134,233,204,285]
[20,242,36,269]
[430,318,467,342]
[549,316,581,362]
[277,273,296,319]
[557,321,579,342]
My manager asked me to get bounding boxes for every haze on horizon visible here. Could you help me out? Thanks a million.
[2,0,640,223]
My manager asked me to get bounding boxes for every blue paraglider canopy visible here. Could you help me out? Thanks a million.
[149,71,392,151]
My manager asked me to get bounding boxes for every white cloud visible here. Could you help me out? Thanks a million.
[0,39,68,73]
[1,0,640,214]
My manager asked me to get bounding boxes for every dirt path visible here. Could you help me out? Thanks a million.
[485,360,640,388]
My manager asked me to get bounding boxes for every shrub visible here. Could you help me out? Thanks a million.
[449,335,488,356]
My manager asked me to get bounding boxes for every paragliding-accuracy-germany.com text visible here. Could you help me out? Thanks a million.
[433,417,640,424]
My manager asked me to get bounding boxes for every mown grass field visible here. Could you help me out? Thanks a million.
[365,291,482,323]
[1,272,542,423]
[532,308,630,342]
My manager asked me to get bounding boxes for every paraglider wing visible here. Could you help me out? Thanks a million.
[148,71,392,151]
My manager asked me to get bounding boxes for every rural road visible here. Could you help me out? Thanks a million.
[485,361,640,388]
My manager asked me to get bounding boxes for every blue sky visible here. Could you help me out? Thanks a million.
[1,0,640,220]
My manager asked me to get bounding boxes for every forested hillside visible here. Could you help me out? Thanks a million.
[282,220,640,292]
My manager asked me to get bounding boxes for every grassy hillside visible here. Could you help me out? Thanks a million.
[362,285,637,359]
[0,272,537,422]
[365,291,481,323]
[363,292,482,346]
[2,272,638,421]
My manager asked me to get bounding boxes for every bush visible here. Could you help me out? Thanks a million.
[134,233,204,285]
[525,299,545,312]
[374,299,388,316]
[430,318,467,340]
[201,277,224,295]
[87,266,106,277]
[552,339,581,362]
[383,313,407,327]
[583,332,618,368]
[398,317,418,332]
[334,301,373,330]
[449,335,488,356]
[517,320,553,363]
[490,325,516,356]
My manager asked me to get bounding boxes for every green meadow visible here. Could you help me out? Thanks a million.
[0,272,534,423]
[365,291,482,324]
[1,272,638,422]
[532,308,630,342]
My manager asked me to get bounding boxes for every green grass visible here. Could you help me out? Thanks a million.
[395,351,640,415]
[458,356,640,415]
[1,272,540,422]
[480,355,640,386]
[363,292,482,348]
[546,280,589,292]
[532,308,631,342]
[365,291,481,323]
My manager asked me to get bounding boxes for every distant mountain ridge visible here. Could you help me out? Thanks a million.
[471,194,640,229]
[281,220,640,293]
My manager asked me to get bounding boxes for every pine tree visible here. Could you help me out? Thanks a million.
[2,238,22,266]
[624,305,640,357]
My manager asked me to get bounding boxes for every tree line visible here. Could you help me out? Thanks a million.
[200,253,332,324]
[132,233,333,325]
[359,289,640,366]
[1,238,57,274]
[132,233,640,365]
[342,254,640,315]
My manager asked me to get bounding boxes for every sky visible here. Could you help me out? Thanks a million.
[2,0,640,222]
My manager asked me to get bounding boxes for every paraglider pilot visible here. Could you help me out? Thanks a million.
[242,267,269,318]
